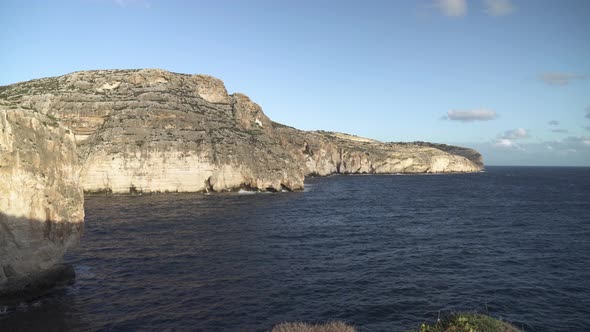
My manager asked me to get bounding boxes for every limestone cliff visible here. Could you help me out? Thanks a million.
[0,69,483,194]
[275,127,483,176]
[0,108,84,297]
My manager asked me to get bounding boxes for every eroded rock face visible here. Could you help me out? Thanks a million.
[0,69,483,194]
[275,127,483,176]
[0,109,84,296]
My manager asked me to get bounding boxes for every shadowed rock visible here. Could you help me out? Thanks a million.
[0,262,75,305]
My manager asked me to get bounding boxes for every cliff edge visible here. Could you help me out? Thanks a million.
[0,69,483,194]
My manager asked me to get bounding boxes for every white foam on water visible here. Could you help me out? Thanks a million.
[238,189,257,195]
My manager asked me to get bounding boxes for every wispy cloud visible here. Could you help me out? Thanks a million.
[586,106,590,119]
[432,0,515,18]
[551,129,569,133]
[443,109,497,122]
[548,120,559,126]
[540,136,590,154]
[434,0,467,17]
[112,0,151,8]
[564,136,590,148]
[539,72,588,86]
[501,128,529,139]
[492,135,590,154]
[484,0,516,16]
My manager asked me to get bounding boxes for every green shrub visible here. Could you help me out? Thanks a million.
[413,313,521,332]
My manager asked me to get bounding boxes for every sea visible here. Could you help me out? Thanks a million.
[1,166,589,331]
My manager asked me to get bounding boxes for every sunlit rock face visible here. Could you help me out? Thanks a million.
[0,109,84,296]
[0,69,483,194]
[275,128,483,176]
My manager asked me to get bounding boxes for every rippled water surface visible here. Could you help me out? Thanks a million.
[2,167,590,331]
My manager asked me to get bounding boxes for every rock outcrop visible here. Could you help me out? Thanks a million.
[0,108,84,298]
[0,69,483,194]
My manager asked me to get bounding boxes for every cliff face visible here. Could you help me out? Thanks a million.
[276,128,483,176]
[0,69,483,194]
[0,109,84,296]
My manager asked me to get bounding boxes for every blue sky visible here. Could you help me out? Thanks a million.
[1,0,589,166]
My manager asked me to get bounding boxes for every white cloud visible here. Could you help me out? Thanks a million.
[501,128,529,139]
[493,138,525,151]
[495,138,514,147]
[548,120,559,126]
[484,0,516,16]
[491,128,530,151]
[435,0,467,17]
[444,109,497,122]
[551,129,569,133]
[539,72,588,86]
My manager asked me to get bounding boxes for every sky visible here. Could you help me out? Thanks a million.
[1,0,589,166]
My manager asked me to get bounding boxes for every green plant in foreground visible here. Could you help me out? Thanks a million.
[413,313,521,332]
[270,314,521,332]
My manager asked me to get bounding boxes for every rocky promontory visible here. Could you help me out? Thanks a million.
[0,69,483,195]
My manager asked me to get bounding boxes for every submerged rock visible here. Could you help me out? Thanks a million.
[0,69,484,194]
[0,109,84,299]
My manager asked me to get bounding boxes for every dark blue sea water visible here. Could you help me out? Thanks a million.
[1,166,589,331]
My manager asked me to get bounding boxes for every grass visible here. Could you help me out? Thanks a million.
[411,313,521,332]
